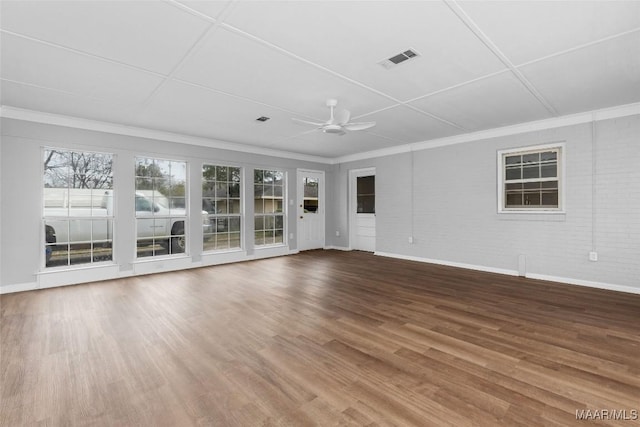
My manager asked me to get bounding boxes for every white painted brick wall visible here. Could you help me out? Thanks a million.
[340,114,640,291]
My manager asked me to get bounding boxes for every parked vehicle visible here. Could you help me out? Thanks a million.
[45,189,212,263]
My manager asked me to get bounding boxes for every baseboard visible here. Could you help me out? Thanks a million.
[526,273,640,295]
[324,246,351,251]
[374,251,519,276]
[0,281,39,294]
[374,251,640,295]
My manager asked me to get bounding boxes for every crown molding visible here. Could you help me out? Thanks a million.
[0,106,334,164]
[335,102,640,164]
[3,103,638,166]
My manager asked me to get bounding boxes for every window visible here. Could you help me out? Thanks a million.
[357,175,375,213]
[498,145,563,212]
[254,169,285,246]
[135,157,187,257]
[43,148,114,268]
[202,165,241,251]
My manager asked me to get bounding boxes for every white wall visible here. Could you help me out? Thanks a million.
[0,118,331,291]
[330,114,640,293]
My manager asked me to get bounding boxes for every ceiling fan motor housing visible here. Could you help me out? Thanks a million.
[323,124,344,134]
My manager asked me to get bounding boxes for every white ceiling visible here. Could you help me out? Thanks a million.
[1,0,639,159]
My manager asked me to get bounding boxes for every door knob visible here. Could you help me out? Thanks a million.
[300,216,303,219]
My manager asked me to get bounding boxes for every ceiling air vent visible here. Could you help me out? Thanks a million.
[256,116,270,122]
[379,49,420,69]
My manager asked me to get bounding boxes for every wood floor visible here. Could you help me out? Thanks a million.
[1,251,639,426]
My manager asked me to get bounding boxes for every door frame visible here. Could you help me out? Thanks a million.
[296,169,326,251]
[348,167,376,251]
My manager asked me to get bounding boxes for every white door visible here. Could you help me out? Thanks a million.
[350,168,376,252]
[297,169,325,251]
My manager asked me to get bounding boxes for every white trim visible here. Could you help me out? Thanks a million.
[374,251,640,295]
[0,281,39,294]
[4,103,638,165]
[349,167,376,252]
[296,168,326,251]
[526,273,640,295]
[0,106,333,164]
[374,251,519,276]
[324,246,351,251]
[336,102,640,163]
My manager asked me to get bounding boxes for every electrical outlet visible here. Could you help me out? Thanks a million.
[408,236,414,244]
[335,230,340,237]
[289,233,294,240]
[589,251,598,262]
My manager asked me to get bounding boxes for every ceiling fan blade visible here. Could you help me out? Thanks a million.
[343,121,376,131]
[335,109,351,125]
[292,117,324,127]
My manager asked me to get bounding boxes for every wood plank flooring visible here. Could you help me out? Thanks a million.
[1,250,639,426]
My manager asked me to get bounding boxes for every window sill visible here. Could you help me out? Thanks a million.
[38,261,116,275]
[255,243,287,250]
[498,211,566,221]
[133,254,191,264]
[202,248,243,255]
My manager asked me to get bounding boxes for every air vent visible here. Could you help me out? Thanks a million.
[256,116,270,122]
[379,49,420,69]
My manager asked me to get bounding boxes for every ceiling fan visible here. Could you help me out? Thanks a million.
[292,99,376,136]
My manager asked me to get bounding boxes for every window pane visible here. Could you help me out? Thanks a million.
[230,167,241,183]
[357,176,375,195]
[523,192,541,206]
[255,216,264,231]
[265,216,274,231]
[216,166,228,182]
[202,165,216,181]
[274,230,284,244]
[216,200,228,215]
[542,191,559,206]
[229,217,241,233]
[228,199,241,214]
[274,215,283,230]
[92,241,112,262]
[541,164,557,178]
[203,182,216,198]
[255,231,265,246]
[216,233,230,250]
[541,151,557,161]
[203,235,216,252]
[522,153,539,164]
[229,183,240,198]
[203,198,216,214]
[229,232,241,248]
[505,167,521,181]
[69,243,92,265]
[522,166,539,179]
[505,155,521,165]
[254,169,264,183]
[505,193,523,207]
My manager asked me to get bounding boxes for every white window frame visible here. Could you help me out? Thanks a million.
[497,143,565,214]
[42,147,116,270]
[202,163,243,253]
[254,168,287,248]
[134,156,189,259]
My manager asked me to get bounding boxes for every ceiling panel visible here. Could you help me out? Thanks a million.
[1,33,165,104]
[176,27,395,117]
[355,105,462,144]
[137,80,317,147]
[519,31,640,116]
[0,80,144,126]
[0,0,211,74]
[409,71,552,132]
[459,0,640,65]
[223,1,506,101]
[268,130,399,158]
